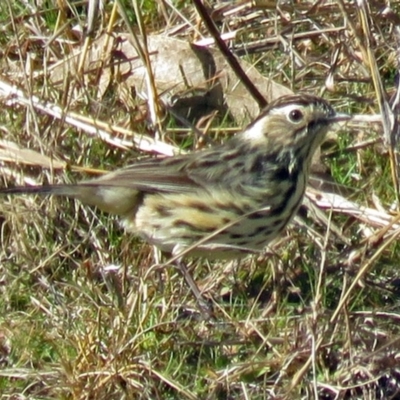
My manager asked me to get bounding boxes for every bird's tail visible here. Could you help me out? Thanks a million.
[0,185,76,197]
[0,184,140,216]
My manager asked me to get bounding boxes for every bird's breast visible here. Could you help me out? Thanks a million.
[122,165,307,259]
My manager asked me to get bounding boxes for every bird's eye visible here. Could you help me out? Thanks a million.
[288,109,304,123]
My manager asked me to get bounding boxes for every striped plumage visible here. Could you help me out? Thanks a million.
[0,95,349,260]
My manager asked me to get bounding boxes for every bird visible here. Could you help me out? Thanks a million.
[0,94,350,315]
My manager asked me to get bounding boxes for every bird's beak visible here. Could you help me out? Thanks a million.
[330,113,352,123]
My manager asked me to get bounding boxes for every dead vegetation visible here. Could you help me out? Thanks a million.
[1,1,400,399]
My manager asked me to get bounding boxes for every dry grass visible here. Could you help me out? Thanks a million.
[1,1,400,399]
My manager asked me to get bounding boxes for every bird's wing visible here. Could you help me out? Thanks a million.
[84,154,204,194]
[86,140,244,194]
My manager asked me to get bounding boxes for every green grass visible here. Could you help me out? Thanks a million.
[0,1,400,399]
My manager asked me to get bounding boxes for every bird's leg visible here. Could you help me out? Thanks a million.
[175,259,214,319]
[153,246,168,313]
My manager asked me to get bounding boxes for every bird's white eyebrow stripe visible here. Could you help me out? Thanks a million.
[270,104,306,115]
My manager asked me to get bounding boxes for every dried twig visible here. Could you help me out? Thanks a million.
[0,79,178,156]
